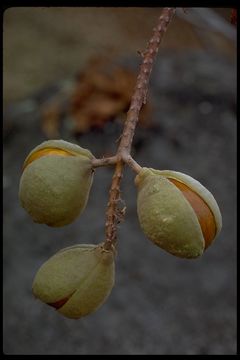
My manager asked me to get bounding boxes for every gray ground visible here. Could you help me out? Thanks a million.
[3,51,237,355]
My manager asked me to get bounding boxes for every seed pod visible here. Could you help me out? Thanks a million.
[32,243,115,319]
[19,140,94,227]
[135,168,222,259]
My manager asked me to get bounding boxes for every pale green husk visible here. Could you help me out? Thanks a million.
[32,244,115,319]
[135,168,205,259]
[19,141,94,227]
[146,168,222,236]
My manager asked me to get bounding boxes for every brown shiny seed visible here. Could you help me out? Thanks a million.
[23,148,74,171]
[168,178,216,249]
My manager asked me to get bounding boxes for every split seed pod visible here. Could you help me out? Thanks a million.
[135,168,222,259]
[32,243,115,319]
[19,140,94,227]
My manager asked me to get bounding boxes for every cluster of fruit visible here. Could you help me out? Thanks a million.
[19,140,222,319]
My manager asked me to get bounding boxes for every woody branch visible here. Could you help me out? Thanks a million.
[96,7,176,251]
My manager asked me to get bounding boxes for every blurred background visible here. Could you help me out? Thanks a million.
[3,7,237,355]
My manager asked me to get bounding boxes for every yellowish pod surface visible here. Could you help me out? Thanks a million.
[135,168,222,259]
[19,140,94,227]
[32,244,115,319]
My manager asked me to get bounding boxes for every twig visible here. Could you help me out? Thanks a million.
[104,160,124,251]
[92,156,118,168]
[102,7,176,251]
[118,7,176,158]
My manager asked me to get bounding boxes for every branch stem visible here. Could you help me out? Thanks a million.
[104,160,124,251]
[103,7,176,251]
[92,156,118,168]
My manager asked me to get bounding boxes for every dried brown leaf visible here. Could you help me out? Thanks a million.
[41,56,152,137]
